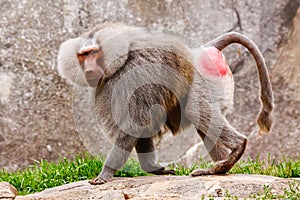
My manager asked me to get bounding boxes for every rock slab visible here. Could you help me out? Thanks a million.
[0,175,296,200]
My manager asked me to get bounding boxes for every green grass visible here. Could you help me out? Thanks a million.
[0,153,299,196]
[0,153,148,195]
[229,154,300,178]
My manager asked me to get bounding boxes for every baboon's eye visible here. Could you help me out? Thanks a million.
[77,48,99,66]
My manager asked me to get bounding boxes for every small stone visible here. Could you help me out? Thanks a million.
[0,182,18,199]
[215,188,223,197]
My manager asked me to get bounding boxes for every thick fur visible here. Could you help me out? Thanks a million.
[57,24,273,185]
[57,37,88,86]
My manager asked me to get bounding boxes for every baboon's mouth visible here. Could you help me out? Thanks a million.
[87,78,101,87]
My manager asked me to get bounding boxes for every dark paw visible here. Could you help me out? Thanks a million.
[150,168,176,175]
[89,177,106,185]
[161,169,176,175]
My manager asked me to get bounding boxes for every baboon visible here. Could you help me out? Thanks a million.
[57,23,274,184]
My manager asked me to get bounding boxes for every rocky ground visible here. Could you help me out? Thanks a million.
[1,175,299,200]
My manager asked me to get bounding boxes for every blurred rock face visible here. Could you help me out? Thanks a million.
[0,0,299,170]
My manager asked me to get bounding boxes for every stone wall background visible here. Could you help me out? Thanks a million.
[0,0,299,170]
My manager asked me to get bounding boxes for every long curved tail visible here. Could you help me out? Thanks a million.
[204,32,274,135]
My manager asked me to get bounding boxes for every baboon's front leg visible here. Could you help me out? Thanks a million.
[89,133,137,185]
[135,137,175,175]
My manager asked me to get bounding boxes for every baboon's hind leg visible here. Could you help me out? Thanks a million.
[198,130,230,162]
[192,123,247,176]
[185,86,247,176]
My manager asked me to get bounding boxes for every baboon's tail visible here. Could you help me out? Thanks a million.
[204,32,274,136]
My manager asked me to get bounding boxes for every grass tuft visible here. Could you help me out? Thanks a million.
[229,154,300,178]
